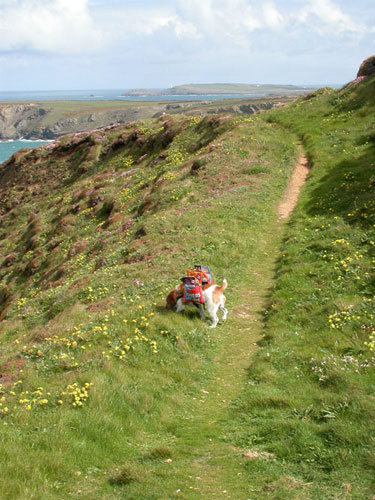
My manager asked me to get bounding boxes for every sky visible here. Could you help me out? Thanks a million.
[0,0,374,90]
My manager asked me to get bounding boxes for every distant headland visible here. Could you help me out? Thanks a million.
[121,83,314,97]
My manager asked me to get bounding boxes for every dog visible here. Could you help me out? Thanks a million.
[165,281,211,310]
[174,278,228,328]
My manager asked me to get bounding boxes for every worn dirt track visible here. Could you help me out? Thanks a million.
[277,153,310,219]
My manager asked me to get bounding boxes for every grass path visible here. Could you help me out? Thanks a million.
[3,79,375,498]
[176,227,283,499]
[148,162,306,498]
[164,228,282,499]
[155,151,309,499]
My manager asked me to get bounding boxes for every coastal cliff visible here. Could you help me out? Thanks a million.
[0,99,282,141]
[0,103,48,140]
[0,102,151,140]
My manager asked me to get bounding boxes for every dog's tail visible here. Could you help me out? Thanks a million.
[219,278,227,292]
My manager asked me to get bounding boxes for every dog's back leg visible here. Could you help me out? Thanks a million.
[219,296,227,322]
[209,312,219,328]
[219,303,228,322]
[206,303,219,328]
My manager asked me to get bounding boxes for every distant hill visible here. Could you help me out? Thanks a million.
[122,83,315,97]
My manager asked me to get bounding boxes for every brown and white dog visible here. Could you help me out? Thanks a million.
[165,281,212,310]
[169,279,228,328]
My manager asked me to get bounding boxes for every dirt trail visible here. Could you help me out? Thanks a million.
[277,153,310,219]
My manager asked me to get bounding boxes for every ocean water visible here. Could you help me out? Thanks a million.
[0,89,264,102]
[0,140,50,164]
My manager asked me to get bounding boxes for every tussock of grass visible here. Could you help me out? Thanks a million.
[109,464,141,485]
[146,446,173,460]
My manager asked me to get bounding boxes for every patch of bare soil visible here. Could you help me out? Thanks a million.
[277,153,310,219]
[242,450,276,460]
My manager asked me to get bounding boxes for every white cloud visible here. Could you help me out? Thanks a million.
[297,0,363,33]
[176,0,363,45]
[173,19,201,38]
[94,6,200,40]
[262,3,284,29]
[0,0,103,54]
[0,0,371,91]
[0,0,364,58]
[178,0,264,42]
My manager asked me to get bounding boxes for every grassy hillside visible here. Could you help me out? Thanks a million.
[0,74,374,499]
[0,112,298,499]
[231,75,375,498]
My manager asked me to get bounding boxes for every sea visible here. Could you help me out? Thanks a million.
[0,88,265,102]
[0,140,51,164]
[0,88,267,164]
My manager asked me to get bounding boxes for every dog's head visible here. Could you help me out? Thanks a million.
[165,283,184,309]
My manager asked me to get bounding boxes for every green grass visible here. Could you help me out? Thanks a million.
[230,75,375,498]
[0,112,298,498]
[1,74,375,498]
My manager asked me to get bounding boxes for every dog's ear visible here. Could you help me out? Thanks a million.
[165,291,175,309]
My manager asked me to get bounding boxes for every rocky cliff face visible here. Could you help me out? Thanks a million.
[0,104,48,140]
[36,108,146,140]
[0,100,280,141]
[0,104,149,140]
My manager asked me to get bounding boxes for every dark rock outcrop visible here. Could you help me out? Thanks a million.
[357,56,375,77]
[0,105,151,141]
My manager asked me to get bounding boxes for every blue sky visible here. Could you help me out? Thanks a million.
[0,0,374,90]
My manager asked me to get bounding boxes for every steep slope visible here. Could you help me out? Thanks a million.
[0,101,172,140]
[0,111,299,499]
